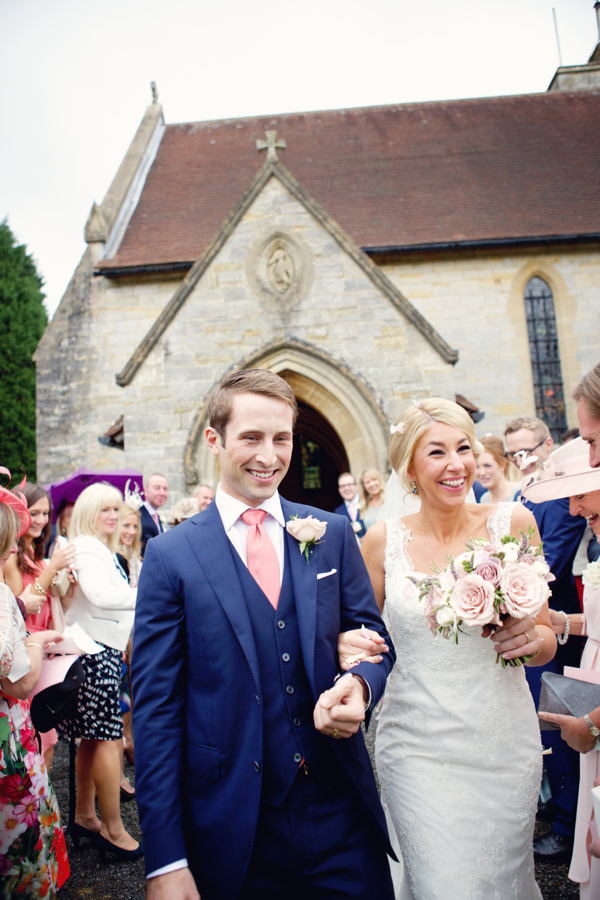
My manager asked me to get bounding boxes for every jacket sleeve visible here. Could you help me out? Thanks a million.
[131,536,188,874]
[75,538,136,610]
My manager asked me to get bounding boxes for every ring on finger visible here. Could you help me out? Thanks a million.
[332,728,338,739]
[524,632,531,645]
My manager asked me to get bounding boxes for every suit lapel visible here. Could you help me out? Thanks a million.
[187,504,261,694]
[281,499,318,694]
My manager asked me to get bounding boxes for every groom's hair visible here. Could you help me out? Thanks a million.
[208,368,298,443]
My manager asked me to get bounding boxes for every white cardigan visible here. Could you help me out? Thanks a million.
[66,535,136,651]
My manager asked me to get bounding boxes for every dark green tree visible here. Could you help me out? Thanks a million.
[0,221,48,479]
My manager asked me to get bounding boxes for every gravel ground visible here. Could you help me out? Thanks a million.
[50,731,578,900]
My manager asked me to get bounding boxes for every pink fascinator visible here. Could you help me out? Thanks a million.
[390,422,405,435]
[0,467,32,538]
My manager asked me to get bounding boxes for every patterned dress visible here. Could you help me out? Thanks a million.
[0,583,69,896]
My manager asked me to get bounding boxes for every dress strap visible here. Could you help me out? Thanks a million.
[384,519,415,575]
[486,501,518,543]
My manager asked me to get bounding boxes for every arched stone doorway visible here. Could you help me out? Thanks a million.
[280,400,349,510]
[184,341,390,494]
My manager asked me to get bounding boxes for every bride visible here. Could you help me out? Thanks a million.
[339,398,556,900]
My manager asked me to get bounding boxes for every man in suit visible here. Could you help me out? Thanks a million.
[132,369,396,900]
[334,472,366,539]
[505,415,586,864]
[193,483,214,511]
[140,472,169,557]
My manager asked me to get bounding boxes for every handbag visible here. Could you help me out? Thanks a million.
[52,567,71,598]
[29,656,86,733]
[539,671,600,731]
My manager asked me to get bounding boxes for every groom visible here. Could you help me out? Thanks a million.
[132,369,396,900]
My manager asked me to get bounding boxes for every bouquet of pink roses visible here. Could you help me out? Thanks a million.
[409,528,554,667]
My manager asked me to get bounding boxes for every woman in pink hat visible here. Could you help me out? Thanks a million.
[523,438,600,900]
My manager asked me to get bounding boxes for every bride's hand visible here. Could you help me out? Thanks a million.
[338,627,389,671]
[490,615,542,661]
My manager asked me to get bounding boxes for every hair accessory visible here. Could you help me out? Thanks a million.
[413,400,422,408]
[390,422,405,435]
[0,466,32,538]
[412,399,435,423]
[411,479,418,495]
[123,479,144,511]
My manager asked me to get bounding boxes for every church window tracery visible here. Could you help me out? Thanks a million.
[524,275,566,441]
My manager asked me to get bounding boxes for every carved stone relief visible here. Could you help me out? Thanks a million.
[246,230,314,313]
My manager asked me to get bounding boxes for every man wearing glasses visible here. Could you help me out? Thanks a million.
[335,473,366,540]
[504,416,586,865]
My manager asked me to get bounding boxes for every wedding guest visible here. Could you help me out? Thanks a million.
[339,397,556,898]
[58,483,142,862]
[168,497,199,527]
[0,472,70,896]
[359,469,386,531]
[140,473,169,557]
[524,437,600,899]
[335,472,366,539]
[47,499,75,557]
[475,435,520,504]
[3,483,76,768]
[505,414,585,862]
[574,362,600,469]
[193,484,214,511]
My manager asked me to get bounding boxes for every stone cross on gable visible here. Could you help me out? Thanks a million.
[256,130,286,161]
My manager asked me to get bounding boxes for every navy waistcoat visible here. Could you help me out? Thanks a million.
[231,536,338,806]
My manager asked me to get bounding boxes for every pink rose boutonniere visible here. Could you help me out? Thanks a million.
[286,515,327,562]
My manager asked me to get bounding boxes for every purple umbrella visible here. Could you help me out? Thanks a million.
[44,468,144,520]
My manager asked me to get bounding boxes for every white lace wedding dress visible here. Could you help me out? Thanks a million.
[376,504,543,900]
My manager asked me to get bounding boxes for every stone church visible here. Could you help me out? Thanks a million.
[35,43,600,510]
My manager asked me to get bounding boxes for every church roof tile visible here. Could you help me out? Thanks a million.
[98,90,600,270]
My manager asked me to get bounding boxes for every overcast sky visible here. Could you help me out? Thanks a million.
[1,0,597,317]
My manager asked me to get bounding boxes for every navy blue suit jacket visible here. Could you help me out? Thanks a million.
[132,496,395,898]
[334,502,366,539]
[139,504,162,558]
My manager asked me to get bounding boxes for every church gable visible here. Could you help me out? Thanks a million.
[117,154,457,389]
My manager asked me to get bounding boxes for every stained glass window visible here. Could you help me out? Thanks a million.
[524,276,566,441]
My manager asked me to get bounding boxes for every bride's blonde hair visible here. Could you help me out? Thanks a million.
[390,398,483,492]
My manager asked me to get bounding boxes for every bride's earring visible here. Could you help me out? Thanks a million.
[411,479,418,495]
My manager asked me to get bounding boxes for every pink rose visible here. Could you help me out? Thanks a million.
[474,557,503,585]
[286,516,327,543]
[500,562,550,618]
[448,574,500,627]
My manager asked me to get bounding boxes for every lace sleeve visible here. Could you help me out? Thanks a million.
[0,582,31,682]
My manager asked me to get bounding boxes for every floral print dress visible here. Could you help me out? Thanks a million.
[0,583,69,896]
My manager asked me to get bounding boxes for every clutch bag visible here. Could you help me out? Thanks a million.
[539,671,600,731]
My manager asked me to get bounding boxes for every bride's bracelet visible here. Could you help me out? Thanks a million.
[557,612,570,646]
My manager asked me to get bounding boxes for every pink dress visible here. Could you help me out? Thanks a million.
[21,557,57,755]
[569,582,600,899]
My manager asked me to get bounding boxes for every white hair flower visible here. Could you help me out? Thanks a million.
[390,422,405,435]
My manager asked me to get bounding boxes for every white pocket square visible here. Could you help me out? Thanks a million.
[317,568,337,580]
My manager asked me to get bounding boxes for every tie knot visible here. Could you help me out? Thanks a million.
[241,508,268,527]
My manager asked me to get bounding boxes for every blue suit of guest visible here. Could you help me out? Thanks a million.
[132,381,396,900]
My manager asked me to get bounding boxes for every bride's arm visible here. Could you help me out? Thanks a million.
[338,522,388,670]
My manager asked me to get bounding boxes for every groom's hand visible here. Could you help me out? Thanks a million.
[146,868,200,900]
[313,674,366,738]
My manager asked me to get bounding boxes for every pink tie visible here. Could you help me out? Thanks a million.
[241,509,280,609]
[152,512,159,528]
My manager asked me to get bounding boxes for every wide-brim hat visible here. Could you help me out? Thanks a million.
[521,437,600,503]
[168,497,199,523]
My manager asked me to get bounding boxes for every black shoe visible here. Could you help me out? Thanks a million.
[537,799,558,822]
[93,832,144,864]
[120,785,136,802]
[67,821,100,850]
[533,831,573,865]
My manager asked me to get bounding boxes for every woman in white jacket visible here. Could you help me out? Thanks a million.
[60,483,142,862]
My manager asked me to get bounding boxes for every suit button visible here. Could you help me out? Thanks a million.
[277,620,285,629]
[286,685,294,694]
[293,718,301,727]
[282,653,290,662]
[255,695,261,705]
[253,761,261,773]
[294,753,302,763]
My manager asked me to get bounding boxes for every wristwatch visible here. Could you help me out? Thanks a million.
[583,714,600,746]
